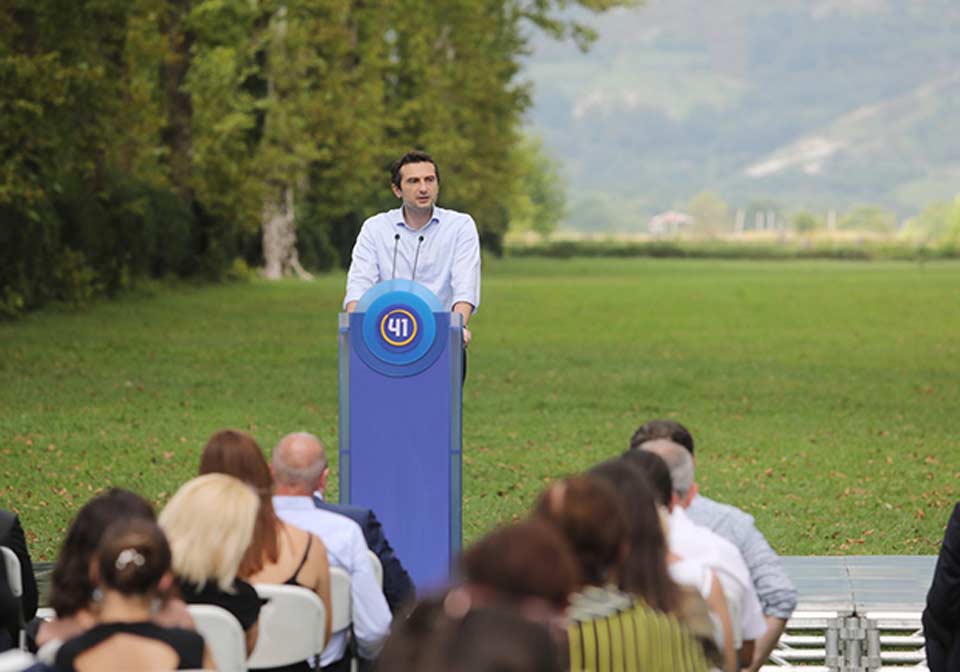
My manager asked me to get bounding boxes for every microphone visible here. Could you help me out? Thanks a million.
[390,233,401,279]
[411,235,425,282]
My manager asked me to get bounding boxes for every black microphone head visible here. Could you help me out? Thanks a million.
[418,235,424,241]
[394,233,401,240]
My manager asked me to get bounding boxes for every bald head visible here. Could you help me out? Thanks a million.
[272,432,329,494]
[640,439,696,503]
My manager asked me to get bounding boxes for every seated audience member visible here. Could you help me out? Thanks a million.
[305,439,414,615]
[590,458,734,672]
[376,602,561,672]
[199,429,332,670]
[534,475,711,672]
[630,419,798,671]
[37,489,188,651]
[0,508,38,651]
[923,501,960,671]
[638,439,765,668]
[159,473,263,654]
[271,432,391,670]
[54,518,213,671]
[456,518,579,646]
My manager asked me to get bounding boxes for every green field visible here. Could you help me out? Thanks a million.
[2,258,959,561]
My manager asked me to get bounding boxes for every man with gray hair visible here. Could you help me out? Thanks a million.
[641,439,767,668]
[272,432,392,671]
[631,420,797,671]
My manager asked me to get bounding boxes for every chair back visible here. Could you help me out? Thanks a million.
[0,549,21,598]
[367,551,383,588]
[0,649,34,672]
[1,547,25,650]
[246,584,326,670]
[187,604,247,672]
[329,567,352,633]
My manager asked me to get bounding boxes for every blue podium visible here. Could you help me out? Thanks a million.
[338,280,463,590]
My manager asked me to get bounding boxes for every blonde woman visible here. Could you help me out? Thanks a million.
[199,429,333,672]
[160,473,263,655]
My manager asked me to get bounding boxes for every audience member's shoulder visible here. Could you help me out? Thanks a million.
[323,500,370,522]
[691,494,756,526]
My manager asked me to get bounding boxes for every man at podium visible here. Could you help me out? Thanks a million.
[343,150,481,347]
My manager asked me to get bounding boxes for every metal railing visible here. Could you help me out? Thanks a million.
[758,610,927,671]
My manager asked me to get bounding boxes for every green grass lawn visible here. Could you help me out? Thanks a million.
[2,258,959,560]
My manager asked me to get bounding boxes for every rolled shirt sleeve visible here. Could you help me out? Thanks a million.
[344,220,382,309]
[450,215,481,312]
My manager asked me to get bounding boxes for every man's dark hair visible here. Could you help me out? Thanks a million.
[620,450,673,508]
[391,150,440,189]
[629,419,695,455]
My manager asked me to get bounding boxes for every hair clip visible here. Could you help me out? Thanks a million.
[115,548,146,571]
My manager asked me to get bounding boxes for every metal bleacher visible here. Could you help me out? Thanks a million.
[762,556,934,672]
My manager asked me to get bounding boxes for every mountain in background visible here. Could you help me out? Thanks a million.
[522,0,960,231]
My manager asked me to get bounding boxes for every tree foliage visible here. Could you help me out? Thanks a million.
[687,191,730,236]
[0,0,626,316]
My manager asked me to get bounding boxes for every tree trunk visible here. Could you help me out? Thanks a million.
[262,184,312,280]
[159,0,194,206]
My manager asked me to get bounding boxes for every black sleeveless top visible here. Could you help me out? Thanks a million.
[54,621,205,671]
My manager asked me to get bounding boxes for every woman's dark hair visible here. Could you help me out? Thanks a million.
[589,459,680,614]
[532,475,627,587]
[460,519,578,610]
[377,600,561,672]
[620,449,673,507]
[390,150,440,189]
[629,419,695,455]
[50,489,155,616]
[96,518,171,596]
[199,429,280,576]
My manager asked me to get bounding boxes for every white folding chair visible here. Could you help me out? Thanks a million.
[329,568,352,634]
[367,551,383,588]
[247,584,326,671]
[187,604,247,672]
[329,568,364,672]
[0,649,35,672]
[0,547,25,651]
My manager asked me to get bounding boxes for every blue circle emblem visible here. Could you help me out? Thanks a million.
[361,291,437,369]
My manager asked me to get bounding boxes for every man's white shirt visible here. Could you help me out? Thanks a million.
[668,506,766,645]
[273,495,391,665]
[343,206,481,311]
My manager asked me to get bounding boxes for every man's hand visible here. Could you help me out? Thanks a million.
[452,301,474,347]
[346,300,358,313]
[747,616,788,672]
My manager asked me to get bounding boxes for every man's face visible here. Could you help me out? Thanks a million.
[392,161,439,213]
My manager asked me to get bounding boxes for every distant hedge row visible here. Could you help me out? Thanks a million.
[505,239,960,262]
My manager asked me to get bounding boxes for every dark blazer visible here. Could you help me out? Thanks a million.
[0,509,39,651]
[924,501,960,672]
[312,495,415,614]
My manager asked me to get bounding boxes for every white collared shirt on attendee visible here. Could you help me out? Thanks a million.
[343,206,481,311]
[273,495,391,665]
[668,506,766,645]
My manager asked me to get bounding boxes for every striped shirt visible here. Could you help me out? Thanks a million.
[567,586,710,672]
